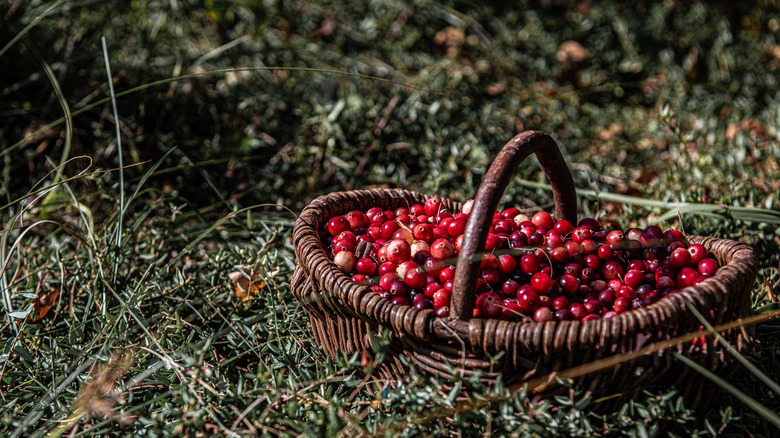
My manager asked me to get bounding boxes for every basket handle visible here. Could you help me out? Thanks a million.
[450,131,578,320]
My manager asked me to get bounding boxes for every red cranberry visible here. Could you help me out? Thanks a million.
[389,279,408,296]
[687,243,708,265]
[624,269,645,288]
[602,260,624,280]
[626,227,644,241]
[531,272,554,294]
[553,295,570,310]
[676,267,699,288]
[520,254,540,274]
[404,267,428,289]
[517,288,540,313]
[669,247,692,268]
[577,217,601,232]
[553,219,574,236]
[697,258,719,277]
[571,226,593,244]
[533,307,553,322]
[531,211,555,230]
[501,300,524,320]
[549,246,570,264]
[433,288,451,309]
[414,298,434,310]
[605,230,627,249]
[597,244,615,261]
[583,300,603,315]
[476,292,503,319]
[558,274,580,295]
[413,223,435,242]
[435,306,449,317]
[569,303,587,320]
[391,296,409,306]
[356,257,377,276]
[430,238,455,260]
[663,228,686,244]
[554,309,573,321]
[424,197,444,216]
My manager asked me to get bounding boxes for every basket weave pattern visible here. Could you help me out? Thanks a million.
[292,131,756,408]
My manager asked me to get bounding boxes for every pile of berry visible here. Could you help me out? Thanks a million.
[323,197,720,323]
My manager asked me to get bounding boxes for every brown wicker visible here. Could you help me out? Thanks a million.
[292,131,756,410]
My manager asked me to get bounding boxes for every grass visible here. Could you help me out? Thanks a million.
[1,0,779,435]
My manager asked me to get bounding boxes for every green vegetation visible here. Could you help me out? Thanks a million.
[1,0,778,435]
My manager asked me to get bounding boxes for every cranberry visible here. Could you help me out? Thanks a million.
[531,272,554,294]
[601,260,624,280]
[430,238,455,260]
[583,300,604,315]
[355,257,377,276]
[598,289,616,307]
[327,216,351,236]
[553,219,574,236]
[626,227,644,241]
[351,274,369,285]
[549,246,570,264]
[553,295,570,310]
[404,267,428,289]
[424,197,444,216]
[676,267,700,288]
[668,247,692,269]
[388,279,408,296]
[476,292,503,319]
[532,211,555,230]
[501,207,522,220]
[697,258,719,276]
[502,278,521,296]
[333,250,357,272]
[558,274,579,295]
[414,298,434,310]
[687,243,708,265]
[447,217,467,238]
[501,300,524,320]
[577,217,601,232]
[433,288,451,309]
[438,265,456,283]
[517,288,540,313]
[413,223,435,242]
[605,230,627,249]
[435,306,450,317]
[423,282,441,298]
[569,303,587,320]
[533,307,553,322]
[580,239,598,254]
[553,308,572,321]
[485,233,502,250]
[663,228,686,244]
[571,226,593,243]
[624,269,645,288]
[391,296,409,306]
[493,219,514,234]
[596,244,615,261]
[481,267,501,285]
[496,254,517,275]
[520,254,540,274]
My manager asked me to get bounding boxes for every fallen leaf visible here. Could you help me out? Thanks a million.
[229,268,266,302]
[27,288,59,323]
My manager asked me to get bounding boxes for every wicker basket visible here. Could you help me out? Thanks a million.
[292,131,756,410]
